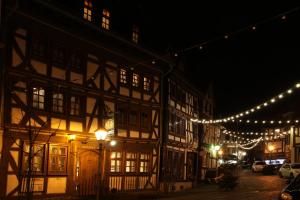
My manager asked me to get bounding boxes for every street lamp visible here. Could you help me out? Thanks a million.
[95,127,108,200]
[268,144,275,165]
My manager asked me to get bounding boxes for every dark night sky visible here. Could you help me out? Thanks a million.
[138,2,300,118]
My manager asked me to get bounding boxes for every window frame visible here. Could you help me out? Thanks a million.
[110,151,122,173]
[129,109,139,129]
[125,152,137,173]
[48,144,68,175]
[69,50,84,72]
[102,9,110,30]
[31,37,47,62]
[52,91,64,113]
[139,153,150,173]
[83,0,93,22]
[140,110,151,131]
[132,25,139,43]
[70,95,81,116]
[119,68,128,85]
[132,73,140,88]
[51,45,66,68]
[22,143,46,175]
[143,76,153,93]
[32,86,45,110]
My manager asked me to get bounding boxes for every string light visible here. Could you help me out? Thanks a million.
[193,118,300,125]
[191,81,300,124]
[175,7,300,56]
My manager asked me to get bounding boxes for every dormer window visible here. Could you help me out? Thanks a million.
[143,77,152,92]
[83,0,92,22]
[132,25,139,43]
[120,69,127,84]
[132,73,140,88]
[102,9,110,30]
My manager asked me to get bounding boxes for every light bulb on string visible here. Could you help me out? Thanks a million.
[287,89,293,94]
[279,94,283,99]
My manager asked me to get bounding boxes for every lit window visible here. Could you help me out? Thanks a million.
[102,9,110,30]
[140,153,150,173]
[23,144,45,172]
[110,151,122,172]
[70,96,80,115]
[143,77,151,92]
[120,69,127,84]
[53,93,64,113]
[33,87,45,110]
[83,0,92,21]
[126,153,137,172]
[132,73,140,87]
[132,25,139,43]
[48,145,67,173]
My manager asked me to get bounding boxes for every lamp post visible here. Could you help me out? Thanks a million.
[95,127,108,200]
[268,144,274,165]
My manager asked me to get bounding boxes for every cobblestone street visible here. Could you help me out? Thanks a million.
[161,170,286,200]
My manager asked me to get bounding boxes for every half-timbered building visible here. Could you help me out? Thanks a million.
[0,0,170,199]
[160,68,206,192]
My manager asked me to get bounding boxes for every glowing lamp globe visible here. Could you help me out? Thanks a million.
[95,128,108,141]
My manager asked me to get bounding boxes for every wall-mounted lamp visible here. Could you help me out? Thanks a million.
[110,140,117,146]
[68,134,76,142]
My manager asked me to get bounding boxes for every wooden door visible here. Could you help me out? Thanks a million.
[78,150,98,196]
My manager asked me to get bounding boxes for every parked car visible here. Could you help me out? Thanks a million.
[262,164,275,175]
[279,163,300,179]
[252,161,267,172]
[279,173,300,200]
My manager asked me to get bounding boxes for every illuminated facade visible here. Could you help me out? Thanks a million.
[0,0,212,199]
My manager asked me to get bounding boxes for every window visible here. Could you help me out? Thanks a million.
[52,92,64,113]
[117,107,127,127]
[177,88,186,105]
[110,151,122,172]
[170,81,176,99]
[120,69,127,84]
[175,117,181,135]
[193,97,198,113]
[102,9,110,30]
[143,77,151,92]
[48,145,67,173]
[33,87,45,110]
[23,144,45,173]
[126,153,137,172]
[192,123,198,139]
[52,46,65,67]
[70,96,80,115]
[129,110,138,127]
[70,52,83,71]
[169,113,175,133]
[132,73,140,88]
[32,39,46,60]
[173,152,184,180]
[83,0,92,21]
[132,25,139,43]
[141,111,150,130]
[140,153,150,173]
